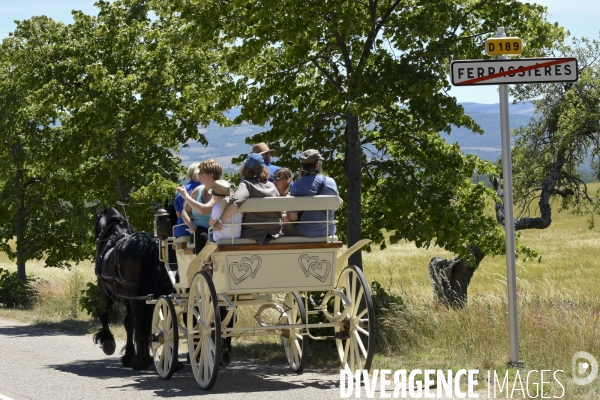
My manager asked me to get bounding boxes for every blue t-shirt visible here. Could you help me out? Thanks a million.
[290,173,338,237]
[191,185,211,229]
[174,180,202,213]
[173,180,201,237]
[266,163,279,182]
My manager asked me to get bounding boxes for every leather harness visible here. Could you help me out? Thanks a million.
[95,217,151,301]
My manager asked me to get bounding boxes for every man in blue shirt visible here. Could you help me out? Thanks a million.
[173,162,201,237]
[284,149,339,237]
[252,142,280,182]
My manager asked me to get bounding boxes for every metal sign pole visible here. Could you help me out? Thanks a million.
[496,27,523,367]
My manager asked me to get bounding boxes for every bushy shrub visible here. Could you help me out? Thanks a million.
[371,279,405,315]
[79,281,126,321]
[0,268,40,308]
[79,281,100,319]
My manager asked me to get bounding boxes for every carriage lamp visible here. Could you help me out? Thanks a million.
[154,209,171,240]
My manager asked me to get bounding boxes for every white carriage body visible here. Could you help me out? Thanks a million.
[151,195,374,389]
[170,195,349,290]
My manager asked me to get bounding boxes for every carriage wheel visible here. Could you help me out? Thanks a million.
[151,296,179,379]
[334,265,375,372]
[187,271,221,390]
[281,292,308,373]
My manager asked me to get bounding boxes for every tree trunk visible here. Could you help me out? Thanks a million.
[428,247,484,308]
[345,113,362,269]
[16,190,27,282]
[428,257,475,308]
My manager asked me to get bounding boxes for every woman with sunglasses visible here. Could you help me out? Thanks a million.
[272,167,294,223]
[273,167,293,197]
[176,159,222,254]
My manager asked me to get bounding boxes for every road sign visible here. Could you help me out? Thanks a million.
[451,57,578,86]
[486,37,523,56]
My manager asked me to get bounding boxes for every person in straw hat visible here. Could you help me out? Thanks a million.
[251,142,280,182]
[209,180,242,242]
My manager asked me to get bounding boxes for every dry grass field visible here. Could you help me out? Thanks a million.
[362,182,600,398]
[1,183,599,398]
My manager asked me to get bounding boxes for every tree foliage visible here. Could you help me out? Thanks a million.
[50,0,230,230]
[0,0,571,283]
[159,0,564,266]
[509,37,600,230]
[0,0,231,278]
[0,17,92,278]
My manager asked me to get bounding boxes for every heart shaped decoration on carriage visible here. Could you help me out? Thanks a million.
[229,261,251,285]
[298,254,332,282]
[309,259,331,283]
[241,255,262,279]
[298,254,318,277]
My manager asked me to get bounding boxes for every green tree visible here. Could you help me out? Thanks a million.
[52,0,231,231]
[0,0,231,279]
[508,37,600,232]
[159,0,563,270]
[430,36,600,307]
[0,17,92,280]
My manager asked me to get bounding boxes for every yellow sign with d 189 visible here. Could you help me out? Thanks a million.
[486,37,523,56]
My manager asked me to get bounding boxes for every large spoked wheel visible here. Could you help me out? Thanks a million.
[334,265,375,372]
[151,296,179,379]
[281,292,308,373]
[187,271,221,390]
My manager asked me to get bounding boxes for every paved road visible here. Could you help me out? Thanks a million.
[0,318,344,400]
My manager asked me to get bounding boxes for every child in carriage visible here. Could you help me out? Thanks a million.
[209,180,243,242]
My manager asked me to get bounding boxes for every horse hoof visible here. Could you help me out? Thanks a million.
[102,341,116,356]
[220,345,232,367]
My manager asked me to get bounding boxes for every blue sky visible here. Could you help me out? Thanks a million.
[1,0,598,104]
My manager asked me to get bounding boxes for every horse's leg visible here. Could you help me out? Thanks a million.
[130,300,154,370]
[121,302,135,367]
[93,280,116,356]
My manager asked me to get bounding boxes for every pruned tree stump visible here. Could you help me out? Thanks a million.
[428,256,476,308]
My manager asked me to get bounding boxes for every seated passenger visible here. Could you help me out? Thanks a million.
[173,162,201,237]
[213,153,281,245]
[176,159,222,254]
[283,149,339,238]
[273,167,293,222]
[251,142,280,182]
[273,167,293,197]
[209,180,242,242]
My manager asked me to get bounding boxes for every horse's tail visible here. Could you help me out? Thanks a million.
[130,232,171,369]
[134,233,163,296]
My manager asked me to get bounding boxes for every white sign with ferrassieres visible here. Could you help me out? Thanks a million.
[451,57,578,86]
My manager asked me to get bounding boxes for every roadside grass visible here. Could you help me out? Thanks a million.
[361,182,600,398]
[0,183,599,398]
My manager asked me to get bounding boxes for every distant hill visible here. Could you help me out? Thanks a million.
[448,101,536,162]
[177,102,539,168]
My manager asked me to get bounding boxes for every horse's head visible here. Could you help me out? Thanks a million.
[95,206,134,241]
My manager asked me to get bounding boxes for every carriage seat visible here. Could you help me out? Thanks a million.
[173,235,191,244]
[213,195,342,249]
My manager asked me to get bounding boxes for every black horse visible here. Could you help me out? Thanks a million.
[94,206,173,370]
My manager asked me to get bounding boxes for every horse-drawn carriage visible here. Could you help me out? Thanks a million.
[95,196,374,390]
